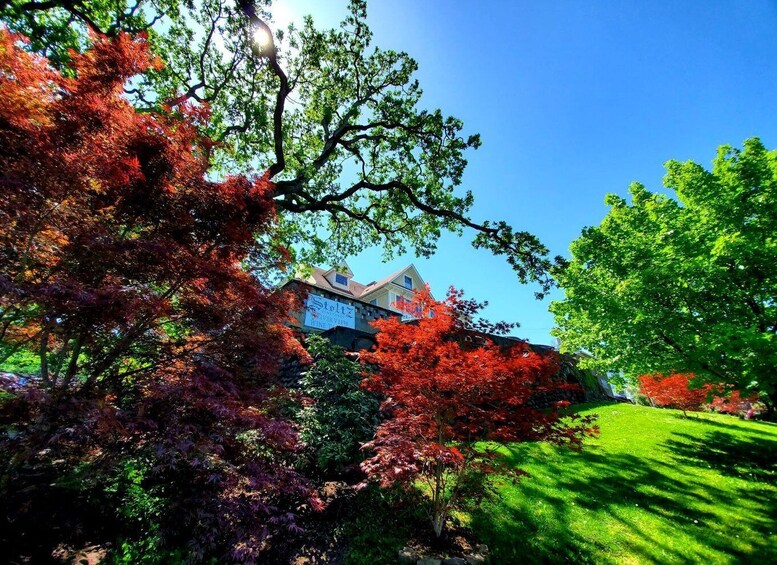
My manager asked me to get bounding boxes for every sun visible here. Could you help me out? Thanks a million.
[253,26,272,50]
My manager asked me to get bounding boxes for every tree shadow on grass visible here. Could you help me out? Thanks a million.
[470,442,776,564]
[665,430,777,484]
[668,412,777,440]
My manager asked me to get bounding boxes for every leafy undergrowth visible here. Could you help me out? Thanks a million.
[344,402,776,564]
[339,485,428,565]
[467,402,777,564]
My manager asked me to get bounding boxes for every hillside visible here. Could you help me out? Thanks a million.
[469,402,777,564]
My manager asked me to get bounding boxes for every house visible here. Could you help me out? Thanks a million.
[279,262,611,405]
[281,262,430,342]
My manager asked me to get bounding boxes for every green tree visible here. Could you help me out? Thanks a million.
[0,0,557,293]
[551,138,777,412]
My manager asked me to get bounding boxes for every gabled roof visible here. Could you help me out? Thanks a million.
[293,266,365,298]
[286,263,428,301]
[360,264,429,299]
[323,261,353,277]
[359,266,408,296]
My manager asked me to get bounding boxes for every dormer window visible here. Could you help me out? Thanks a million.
[335,273,348,286]
[403,275,413,289]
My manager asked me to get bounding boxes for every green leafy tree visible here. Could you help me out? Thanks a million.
[298,335,379,475]
[0,0,558,293]
[551,138,777,413]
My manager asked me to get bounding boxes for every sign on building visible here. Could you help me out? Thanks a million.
[304,294,356,330]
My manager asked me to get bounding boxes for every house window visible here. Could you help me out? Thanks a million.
[394,294,408,309]
[335,273,348,286]
[403,275,413,289]
[370,299,377,305]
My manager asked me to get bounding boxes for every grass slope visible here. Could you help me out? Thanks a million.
[469,402,777,564]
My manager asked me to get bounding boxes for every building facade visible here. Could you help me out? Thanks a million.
[278,263,612,404]
[282,262,429,339]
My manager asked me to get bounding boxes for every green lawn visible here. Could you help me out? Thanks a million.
[468,402,777,564]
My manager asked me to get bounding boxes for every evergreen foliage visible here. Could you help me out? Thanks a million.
[299,335,380,475]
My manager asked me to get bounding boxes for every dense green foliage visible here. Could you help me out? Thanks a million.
[342,485,428,565]
[0,0,558,292]
[0,349,39,375]
[298,335,380,475]
[551,138,777,408]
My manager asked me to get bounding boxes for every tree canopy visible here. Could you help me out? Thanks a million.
[0,27,299,389]
[0,0,558,294]
[551,138,777,410]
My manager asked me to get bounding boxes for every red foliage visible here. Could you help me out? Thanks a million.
[0,27,314,561]
[638,373,712,415]
[709,390,760,416]
[0,368,316,562]
[360,287,598,537]
[0,27,302,387]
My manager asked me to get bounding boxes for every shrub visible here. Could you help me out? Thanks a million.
[298,335,380,476]
[638,373,712,416]
[0,366,318,562]
[709,390,761,417]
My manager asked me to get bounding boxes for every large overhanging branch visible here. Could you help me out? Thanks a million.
[276,177,556,294]
[274,118,433,196]
[238,0,289,179]
[5,0,164,36]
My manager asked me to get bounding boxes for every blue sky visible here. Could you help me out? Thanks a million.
[275,0,777,345]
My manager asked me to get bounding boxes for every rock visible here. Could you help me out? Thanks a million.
[443,558,467,565]
[476,544,489,554]
[398,547,418,564]
[465,554,486,565]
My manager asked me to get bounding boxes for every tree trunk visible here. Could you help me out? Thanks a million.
[432,510,445,539]
[432,459,446,538]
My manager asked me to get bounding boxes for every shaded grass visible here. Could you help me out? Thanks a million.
[469,402,777,564]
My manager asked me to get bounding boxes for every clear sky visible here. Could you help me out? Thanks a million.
[274,0,777,345]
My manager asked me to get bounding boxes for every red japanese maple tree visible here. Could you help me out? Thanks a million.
[0,28,303,389]
[0,28,316,561]
[638,373,712,416]
[360,287,598,538]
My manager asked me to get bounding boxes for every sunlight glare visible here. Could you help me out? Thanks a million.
[253,27,272,49]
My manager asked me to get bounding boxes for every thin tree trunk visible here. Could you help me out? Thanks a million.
[39,324,51,388]
[432,459,445,538]
[764,391,777,421]
[62,331,85,390]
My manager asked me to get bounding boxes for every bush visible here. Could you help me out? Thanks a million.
[638,373,711,416]
[298,335,380,476]
[708,390,762,418]
[0,367,316,563]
